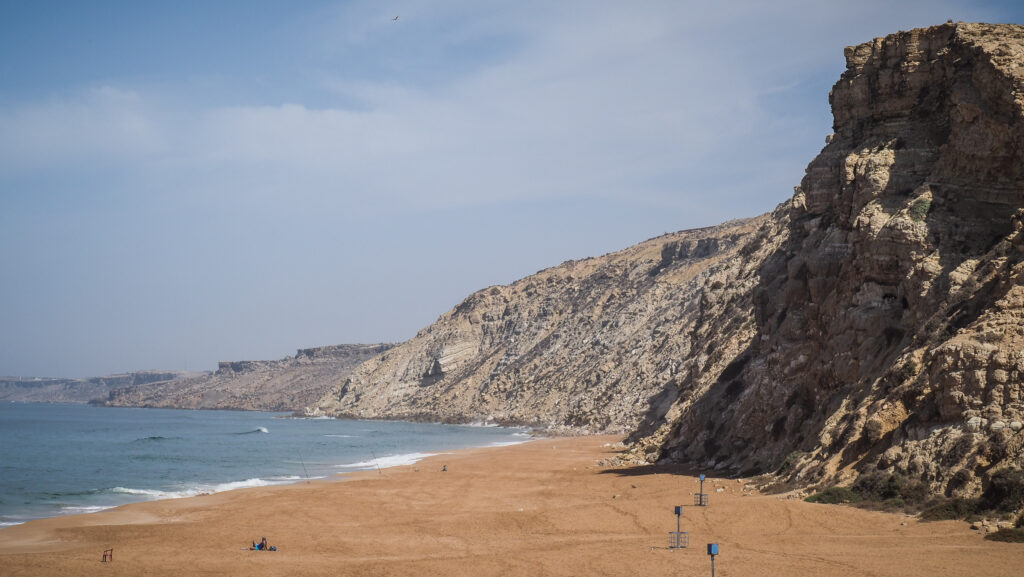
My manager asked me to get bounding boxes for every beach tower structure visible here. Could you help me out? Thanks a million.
[669,505,689,549]
[695,473,709,506]
[707,543,719,577]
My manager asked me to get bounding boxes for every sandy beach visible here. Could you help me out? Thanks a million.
[1,435,1022,576]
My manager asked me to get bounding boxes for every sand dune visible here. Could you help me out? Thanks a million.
[2,436,1021,576]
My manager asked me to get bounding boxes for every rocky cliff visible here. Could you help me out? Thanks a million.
[0,372,185,404]
[314,215,787,431]
[642,22,1024,496]
[316,22,1024,496]
[99,344,394,412]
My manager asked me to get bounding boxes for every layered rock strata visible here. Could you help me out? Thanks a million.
[99,344,393,412]
[0,372,185,404]
[317,23,1024,497]
[644,22,1024,496]
[315,216,786,434]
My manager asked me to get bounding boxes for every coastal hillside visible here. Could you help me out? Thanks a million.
[314,215,786,432]
[0,372,186,404]
[316,22,1024,497]
[98,344,394,412]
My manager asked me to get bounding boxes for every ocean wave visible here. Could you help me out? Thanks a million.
[233,427,269,435]
[336,452,440,470]
[133,435,182,442]
[323,434,356,438]
[59,505,113,515]
[487,439,532,447]
[108,476,296,501]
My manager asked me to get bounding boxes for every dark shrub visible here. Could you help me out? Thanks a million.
[979,469,1024,513]
[985,528,1024,543]
[806,487,858,504]
[853,472,929,504]
[919,498,980,521]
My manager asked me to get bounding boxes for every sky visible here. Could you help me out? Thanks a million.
[2,1,1023,378]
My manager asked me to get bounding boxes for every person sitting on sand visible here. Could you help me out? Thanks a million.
[260,537,268,550]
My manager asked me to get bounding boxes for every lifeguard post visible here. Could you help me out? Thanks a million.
[668,505,689,549]
[694,473,709,506]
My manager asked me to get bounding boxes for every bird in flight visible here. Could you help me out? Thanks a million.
[393,15,399,21]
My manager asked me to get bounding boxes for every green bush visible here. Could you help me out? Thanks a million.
[919,498,980,521]
[778,451,805,474]
[806,486,859,504]
[853,472,929,504]
[985,528,1024,543]
[909,197,931,222]
[980,469,1024,513]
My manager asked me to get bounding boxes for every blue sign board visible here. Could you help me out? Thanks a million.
[707,543,719,556]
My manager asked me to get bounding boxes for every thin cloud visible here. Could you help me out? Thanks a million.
[1,0,1019,376]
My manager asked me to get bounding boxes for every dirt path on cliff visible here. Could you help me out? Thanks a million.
[1,436,1021,576]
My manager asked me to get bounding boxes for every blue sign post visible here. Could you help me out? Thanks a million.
[707,543,719,577]
[695,473,709,506]
[669,506,688,549]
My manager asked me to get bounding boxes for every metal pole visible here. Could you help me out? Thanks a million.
[711,555,715,577]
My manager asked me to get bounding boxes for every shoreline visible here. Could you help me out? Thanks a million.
[0,432,537,532]
[0,403,535,530]
[3,435,1024,576]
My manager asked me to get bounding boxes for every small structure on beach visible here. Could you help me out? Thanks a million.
[669,505,689,549]
[707,543,719,577]
[694,473,709,506]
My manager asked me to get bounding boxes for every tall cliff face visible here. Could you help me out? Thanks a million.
[315,215,787,433]
[100,344,394,412]
[652,23,1024,495]
[315,23,1024,497]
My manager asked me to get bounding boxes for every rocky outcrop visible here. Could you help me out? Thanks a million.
[99,344,394,412]
[316,23,1024,498]
[315,215,787,432]
[0,372,185,404]
[643,22,1024,496]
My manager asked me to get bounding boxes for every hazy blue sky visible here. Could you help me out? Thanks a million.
[2,1,1022,377]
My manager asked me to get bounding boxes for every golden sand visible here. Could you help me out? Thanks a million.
[2,435,1022,576]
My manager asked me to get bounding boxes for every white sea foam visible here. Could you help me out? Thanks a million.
[336,452,440,470]
[487,439,532,447]
[323,434,356,438]
[109,477,296,501]
[60,505,113,515]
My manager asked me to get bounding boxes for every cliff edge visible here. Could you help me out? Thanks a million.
[647,22,1024,497]
[99,344,394,412]
[316,23,1024,498]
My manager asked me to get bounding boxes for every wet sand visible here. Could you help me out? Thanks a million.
[2,435,1022,576]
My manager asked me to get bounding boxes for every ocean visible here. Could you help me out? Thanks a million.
[0,402,529,528]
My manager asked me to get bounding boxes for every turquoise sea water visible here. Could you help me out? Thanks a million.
[0,403,528,527]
